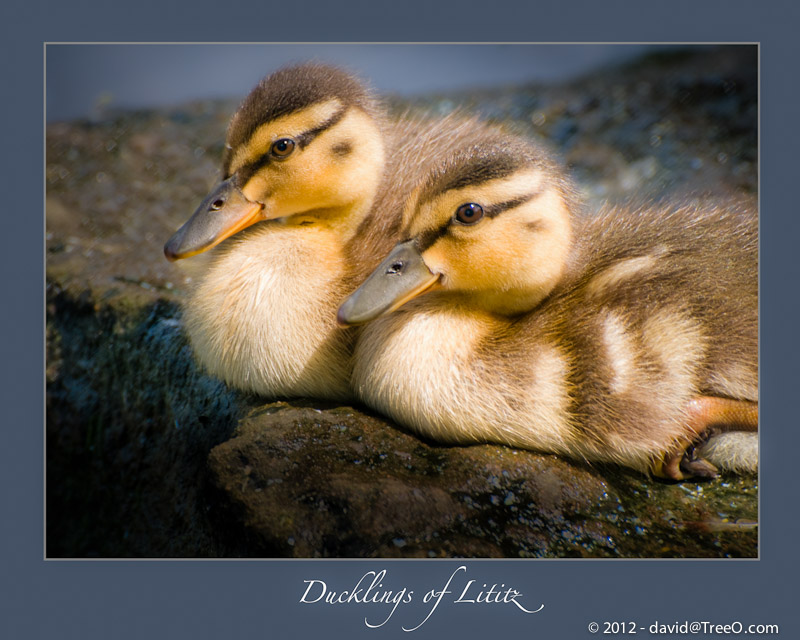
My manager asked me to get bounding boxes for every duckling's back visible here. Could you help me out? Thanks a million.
[530,198,757,470]
[570,198,757,400]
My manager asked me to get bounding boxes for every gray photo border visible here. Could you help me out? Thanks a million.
[6,0,798,638]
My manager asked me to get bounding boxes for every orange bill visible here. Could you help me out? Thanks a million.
[337,240,440,326]
[164,178,265,261]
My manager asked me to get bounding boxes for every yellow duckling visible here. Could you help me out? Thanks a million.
[164,63,499,401]
[338,135,757,480]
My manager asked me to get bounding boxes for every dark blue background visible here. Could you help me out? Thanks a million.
[5,0,797,638]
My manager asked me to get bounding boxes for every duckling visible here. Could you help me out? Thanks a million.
[164,63,500,401]
[338,135,757,480]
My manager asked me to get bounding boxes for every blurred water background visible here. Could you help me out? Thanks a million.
[46,43,684,122]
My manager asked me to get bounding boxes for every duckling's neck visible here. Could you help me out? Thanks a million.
[461,287,554,317]
[441,256,575,318]
[277,198,376,245]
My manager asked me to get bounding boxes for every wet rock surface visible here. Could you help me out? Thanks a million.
[47,46,757,558]
[209,404,757,558]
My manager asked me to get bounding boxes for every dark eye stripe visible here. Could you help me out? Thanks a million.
[414,224,450,252]
[484,192,538,218]
[412,190,540,252]
[295,106,347,149]
[226,105,348,182]
[231,158,267,186]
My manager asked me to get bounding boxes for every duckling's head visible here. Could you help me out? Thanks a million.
[165,63,386,260]
[338,137,577,324]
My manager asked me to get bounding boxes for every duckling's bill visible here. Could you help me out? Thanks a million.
[164,178,265,261]
[338,240,440,326]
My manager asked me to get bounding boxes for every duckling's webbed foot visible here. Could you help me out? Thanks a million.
[655,444,717,481]
[678,443,719,479]
[653,396,758,481]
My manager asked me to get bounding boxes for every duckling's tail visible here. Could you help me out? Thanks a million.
[697,432,758,474]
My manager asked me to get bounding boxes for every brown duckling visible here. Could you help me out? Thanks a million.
[338,135,757,479]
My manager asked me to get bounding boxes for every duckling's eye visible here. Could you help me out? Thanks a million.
[270,138,296,159]
[455,203,485,225]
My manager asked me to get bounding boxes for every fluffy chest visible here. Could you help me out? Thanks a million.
[352,304,575,452]
[354,305,484,405]
[182,225,354,400]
